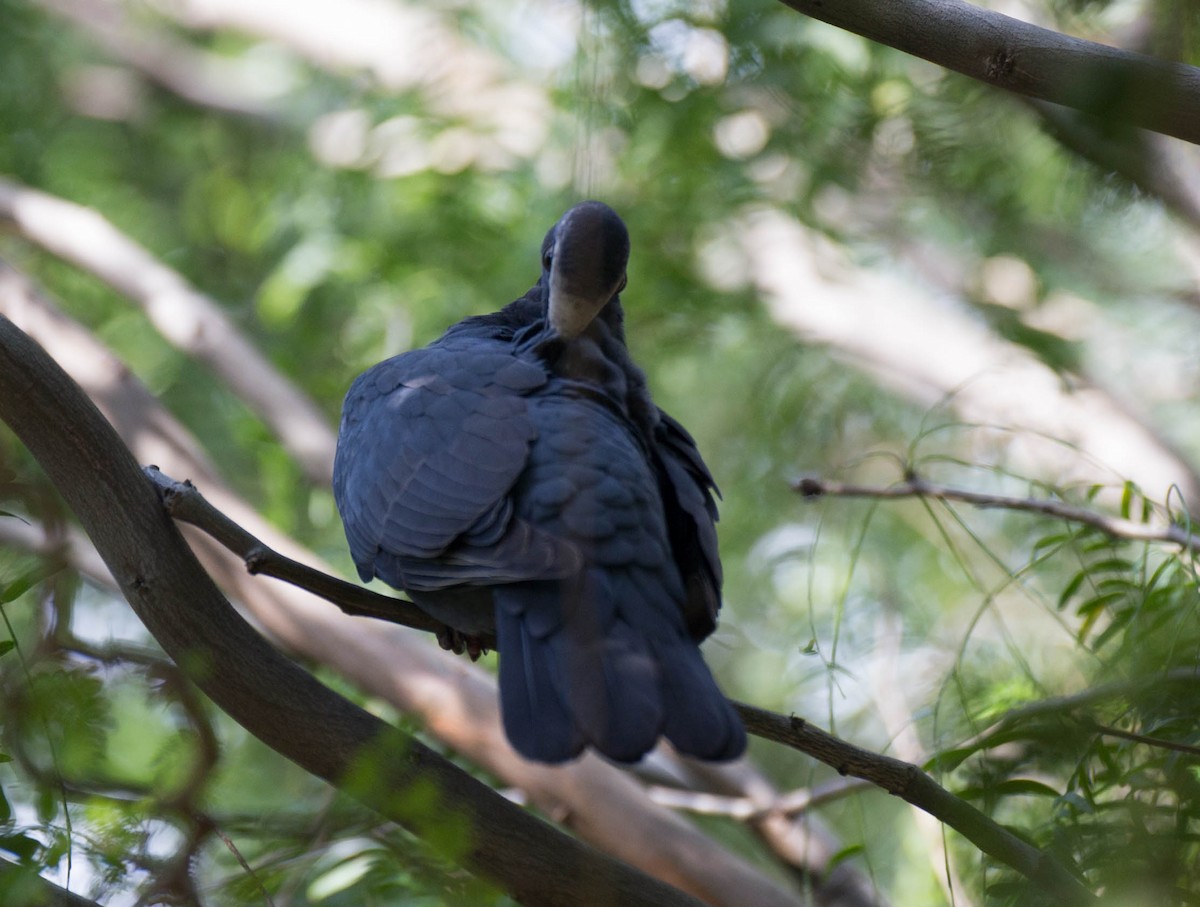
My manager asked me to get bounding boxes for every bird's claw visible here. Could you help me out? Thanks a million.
[436,627,487,662]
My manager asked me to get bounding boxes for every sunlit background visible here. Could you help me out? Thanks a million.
[2,0,1200,903]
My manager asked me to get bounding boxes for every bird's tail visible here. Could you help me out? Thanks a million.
[494,571,744,763]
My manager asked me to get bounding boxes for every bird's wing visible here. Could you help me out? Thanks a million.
[333,339,577,589]
[494,392,744,762]
[654,408,723,640]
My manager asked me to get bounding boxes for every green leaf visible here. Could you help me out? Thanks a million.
[1090,610,1134,649]
[0,641,13,658]
[925,746,978,773]
[0,564,57,604]
[0,833,41,862]
[307,854,374,902]
[827,843,864,870]
[1057,570,1087,609]
[1120,481,1136,519]
[1075,590,1126,617]
[1088,557,1134,575]
[1031,531,1069,555]
[991,778,1062,798]
[1057,791,1095,814]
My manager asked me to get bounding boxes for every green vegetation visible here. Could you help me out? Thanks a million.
[2,0,1200,903]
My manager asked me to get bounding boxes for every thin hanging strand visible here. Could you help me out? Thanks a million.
[572,1,602,197]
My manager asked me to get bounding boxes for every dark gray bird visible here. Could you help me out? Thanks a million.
[333,201,745,763]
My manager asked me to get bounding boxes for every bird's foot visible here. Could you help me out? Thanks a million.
[436,627,488,662]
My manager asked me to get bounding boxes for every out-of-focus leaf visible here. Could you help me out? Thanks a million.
[0,833,41,862]
[0,564,59,604]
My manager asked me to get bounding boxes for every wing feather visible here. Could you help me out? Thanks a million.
[334,340,573,589]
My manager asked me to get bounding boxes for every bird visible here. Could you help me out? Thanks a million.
[333,201,745,764]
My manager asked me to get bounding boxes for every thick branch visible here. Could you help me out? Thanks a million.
[733,703,1095,905]
[0,314,708,907]
[134,452,1087,902]
[0,265,802,907]
[776,0,1200,146]
[793,475,1198,550]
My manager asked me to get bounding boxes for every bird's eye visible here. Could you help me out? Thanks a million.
[542,252,553,271]
[616,274,627,293]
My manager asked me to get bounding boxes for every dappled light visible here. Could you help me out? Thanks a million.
[2,0,1200,904]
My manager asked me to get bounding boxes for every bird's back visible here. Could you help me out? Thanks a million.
[333,202,745,763]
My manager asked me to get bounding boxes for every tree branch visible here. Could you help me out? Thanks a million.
[1089,722,1200,757]
[793,474,1198,550]
[0,265,803,907]
[141,466,459,638]
[0,312,712,907]
[646,777,870,822]
[0,177,336,485]
[775,0,1200,146]
[649,758,885,907]
[35,0,285,121]
[1027,99,1200,230]
[733,703,1095,905]
[135,453,1090,902]
[734,208,1200,504]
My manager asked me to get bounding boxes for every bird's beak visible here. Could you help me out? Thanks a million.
[546,202,630,340]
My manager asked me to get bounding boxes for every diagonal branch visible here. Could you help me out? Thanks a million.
[775,0,1200,146]
[136,452,1092,902]
[793,474,1198,549]
[141,466,456,637]
[0,312,710,907]
[0,263,803,907]
[36,0,285,121]
[0,177,336,485]
[733,703,1095,905]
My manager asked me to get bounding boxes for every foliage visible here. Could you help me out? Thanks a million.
[2,0,1200,904]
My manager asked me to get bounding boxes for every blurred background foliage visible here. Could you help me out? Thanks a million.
[2,0,1200,903]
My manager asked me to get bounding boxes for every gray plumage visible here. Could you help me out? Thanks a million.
[333,201,745,763]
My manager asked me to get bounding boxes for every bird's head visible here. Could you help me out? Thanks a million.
[541,201,630,340]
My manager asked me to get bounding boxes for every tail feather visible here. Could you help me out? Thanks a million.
[650,638,747,760]
[559,621,663,762]
[494,571,744,763]
[495,604,583,763]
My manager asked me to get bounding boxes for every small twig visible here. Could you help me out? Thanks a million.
[209,822,277,907]
[1091,722,1200,757]
[142,466,466,642]
[142,462,1090,899]
[646,777,871,822]
[793,475,1199,550]
[951,668,1200,756]
[733,702,1096,905]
